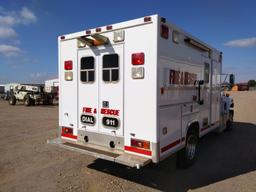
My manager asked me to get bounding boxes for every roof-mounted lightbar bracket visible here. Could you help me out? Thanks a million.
[78,36,94,46]
[91,33,109,44]
[77,34,109,48]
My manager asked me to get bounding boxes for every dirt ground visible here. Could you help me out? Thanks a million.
[0,91,256,192]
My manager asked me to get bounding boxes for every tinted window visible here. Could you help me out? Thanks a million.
[102,54,119,82]
[81,56,95,83]
[81,71,87,82]
[103,54,118,68]
[103,70,110,81]
[81,57,94,69]
[112,69,119,81]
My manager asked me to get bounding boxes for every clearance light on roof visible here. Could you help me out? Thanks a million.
[96,27,101,32]
[161,25,169,39]
[106,25,113,30]
[60,35,65,40]
[86,30,91,35]
[144,16,151,22]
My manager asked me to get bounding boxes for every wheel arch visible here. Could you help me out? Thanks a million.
[186,120,200,138]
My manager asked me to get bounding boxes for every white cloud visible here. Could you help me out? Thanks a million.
[0,44,21,56]
[29,72,46,78]
[0,7,37,58]
[0,6,37,27]
[0,15,16,26]
[20,7,37,24]
[224,37,256,48]
[0,27,16,38]
[29,72,54,83]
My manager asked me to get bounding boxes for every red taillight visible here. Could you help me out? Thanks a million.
[144,16,151,22]
[106,25,112,30]
[62,127,73,134]
[86,30,91,35]
[132,53,145,65]
[161,24,169,39]
[131,139,150,150]
[64,60,73,70]
[96,27,101,32]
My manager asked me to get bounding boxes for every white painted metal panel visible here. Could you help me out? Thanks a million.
[59,40,78,135]
[159,105,182,155]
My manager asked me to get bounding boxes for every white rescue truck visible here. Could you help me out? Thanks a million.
[49,15,233,168]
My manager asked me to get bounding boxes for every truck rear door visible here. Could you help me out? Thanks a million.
[77,44,124,137]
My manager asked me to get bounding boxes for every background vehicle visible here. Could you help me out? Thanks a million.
[9,84,54,106]
[49,14,234,169]
[0,85,5,99]
[45,78,59,101]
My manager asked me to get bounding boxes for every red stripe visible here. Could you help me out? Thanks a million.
[61,133,77,139]
[124,146,152,156]
[161,138,182,153]
[201,126,210,132]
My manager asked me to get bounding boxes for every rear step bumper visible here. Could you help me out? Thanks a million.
[47,138,151,169]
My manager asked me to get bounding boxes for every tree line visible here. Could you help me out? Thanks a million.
[248,80,256,87]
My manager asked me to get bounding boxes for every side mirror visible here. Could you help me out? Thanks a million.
[194,80,204,85]
[229,74,235,85]
[199,80,204,85]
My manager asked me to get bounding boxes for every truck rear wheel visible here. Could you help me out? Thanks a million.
[24,95,32,106]
[48,98,53,105]
[9,95,16,105]
[177,128,198,168]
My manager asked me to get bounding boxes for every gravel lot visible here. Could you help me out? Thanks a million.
[0,91,256,192]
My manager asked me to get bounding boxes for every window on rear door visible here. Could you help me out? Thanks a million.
[102,54,119,82]
[81,56,95,83]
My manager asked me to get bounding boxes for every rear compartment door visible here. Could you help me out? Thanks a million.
[99,45,124,136]
[78,44,124,136]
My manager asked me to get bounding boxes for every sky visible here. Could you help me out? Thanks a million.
[0,0,255,84]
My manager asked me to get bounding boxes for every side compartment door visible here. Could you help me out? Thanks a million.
[202,57,211,128]
[211,60,221,124]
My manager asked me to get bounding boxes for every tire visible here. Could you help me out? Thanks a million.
[177,128,199,168]
[31,99,36,106]
[48,98,53,105]
[9,95,16,105]
[24,95,32,106]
